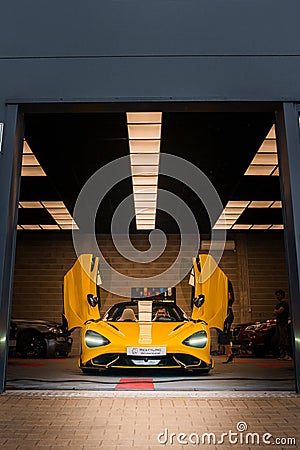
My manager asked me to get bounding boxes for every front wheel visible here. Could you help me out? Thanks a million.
[81,367,99,375]
[17,331,46,358]
[199,368,211,374]
[79,357,100,374]
[188,368,211,375]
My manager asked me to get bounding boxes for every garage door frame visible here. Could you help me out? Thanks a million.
[1,101,300,393]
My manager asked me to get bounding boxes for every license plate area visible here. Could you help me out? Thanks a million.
[127,346,166,356]
[131,359,161,366]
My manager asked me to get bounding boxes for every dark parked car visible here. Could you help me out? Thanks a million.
[232,318,292,357]
[9,319,73,358]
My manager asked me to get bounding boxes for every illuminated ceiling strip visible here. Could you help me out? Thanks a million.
[22,140,46,176]
[19,201,43,208]
[17,200,78,230]
[232,224,283,230]
[40,225,61,230]
[213,199,283,230]
[213,201,248,230]
[244,125,279,176]
[213,125,281,230]
[19,143,77,229]
[251,224,272,230]
[42,201,79,229]
[232,224,252,230]
[127,112,162,230]
[248,200,273,208]
[270,224,284,229]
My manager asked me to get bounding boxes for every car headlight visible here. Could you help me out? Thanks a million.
[85,330,110,348]
[48,327,63,335]
[182,331,207,348]
[245,323,266,331]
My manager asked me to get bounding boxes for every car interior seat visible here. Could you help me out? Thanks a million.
[117,308,137,322]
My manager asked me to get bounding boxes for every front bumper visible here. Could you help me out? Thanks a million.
[81,352,212,370]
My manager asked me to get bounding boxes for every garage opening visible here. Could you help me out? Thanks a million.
[6,104,295,392]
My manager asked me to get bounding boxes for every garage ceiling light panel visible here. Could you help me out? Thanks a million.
[21,140,46,176]
[244,125,279,176]
[18,200,78,230]
[213,198,283,231]
[22,225,42,230]
[213,201,250,230]
[270,224,284,229]
[251,224,272,230]
[271,201,282,208]
[43,202,78,229]
[40,225,61,230]
[249,201,273,208]
[19,201,43,209]
[129,140,160,153]
[232,224,252,230]
[127,112,162,230]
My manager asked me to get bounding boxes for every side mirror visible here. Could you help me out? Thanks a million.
[87,294,99,307]
[192,294,205,308]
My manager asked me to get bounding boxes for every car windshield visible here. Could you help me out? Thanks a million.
[103,302,189,322]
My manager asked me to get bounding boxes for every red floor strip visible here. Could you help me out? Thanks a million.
[8,362,46,367]
[257,363,293,369]
[116,378,154,389]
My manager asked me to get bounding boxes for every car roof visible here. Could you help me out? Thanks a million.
[11,319,61,326]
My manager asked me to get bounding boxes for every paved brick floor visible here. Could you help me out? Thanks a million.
[0,391,299,449]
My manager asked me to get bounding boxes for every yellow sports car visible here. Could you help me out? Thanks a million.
[63,254,228,373]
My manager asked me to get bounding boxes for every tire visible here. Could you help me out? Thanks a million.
[188,368,211,375]
[199,368,211,374]
[17,331,47,358]
[79,356,99,374]
[81,367,99,375]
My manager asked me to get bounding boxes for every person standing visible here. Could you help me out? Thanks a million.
[220,280,235,363]
[273,290,292,360]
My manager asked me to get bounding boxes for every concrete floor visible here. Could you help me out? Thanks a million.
[6,355,295,392]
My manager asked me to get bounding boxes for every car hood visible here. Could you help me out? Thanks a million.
[87,320,205,345]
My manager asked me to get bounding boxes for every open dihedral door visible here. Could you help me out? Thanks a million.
[191,254,228,330]
[63,254,101,330]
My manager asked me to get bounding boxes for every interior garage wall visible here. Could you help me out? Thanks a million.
[11,232,288,355]
[246,234,289,321]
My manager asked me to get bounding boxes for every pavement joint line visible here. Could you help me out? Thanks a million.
[2,390,299,398]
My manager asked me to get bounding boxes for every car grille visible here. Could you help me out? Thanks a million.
[91,353,202,368]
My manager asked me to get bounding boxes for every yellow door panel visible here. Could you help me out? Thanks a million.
[64,254,100,330]
[191,254,228,330]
